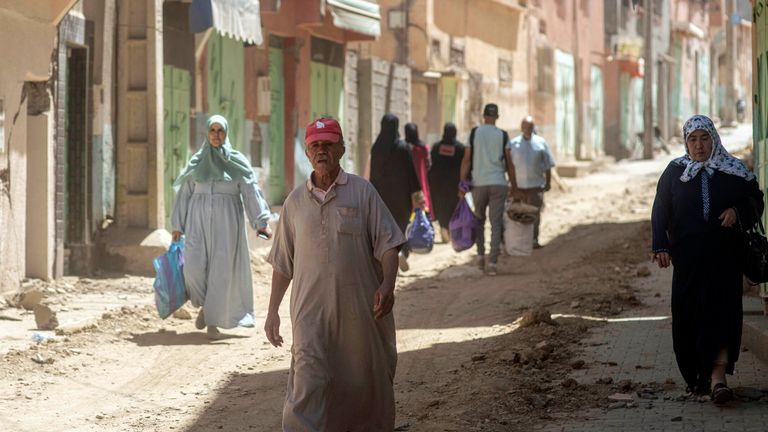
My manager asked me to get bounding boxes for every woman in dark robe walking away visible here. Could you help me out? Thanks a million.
[427,123,465,243]
[651,114,763,404]
[370,113,422,272]
[405,122,433,220]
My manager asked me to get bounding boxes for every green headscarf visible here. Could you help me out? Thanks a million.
[173,115,256,191]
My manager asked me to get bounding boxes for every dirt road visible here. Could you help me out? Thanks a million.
[0,153,672,432]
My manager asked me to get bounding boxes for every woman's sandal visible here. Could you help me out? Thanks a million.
[711,383,734,405]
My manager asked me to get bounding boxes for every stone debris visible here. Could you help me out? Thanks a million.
[607,401,626,410]
[607,393,634,402]
[570,359,585,370]
[569,301,581,309]
[13,288,44,310]
[31,353,54,365]
[471,354,487,362]
[56,319,98,335]
[527,394,549,409]
[636,266,651,277]
[173,307,193,320]
[33,305,59,330]
[596,377,614,385]
[518,308,557,328]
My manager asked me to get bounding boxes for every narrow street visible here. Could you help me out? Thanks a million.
[2,131,767,432]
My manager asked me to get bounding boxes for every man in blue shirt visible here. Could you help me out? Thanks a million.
[508,116,556,248]
[459,103,515,276]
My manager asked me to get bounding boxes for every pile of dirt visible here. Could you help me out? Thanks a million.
[399,222,654,431]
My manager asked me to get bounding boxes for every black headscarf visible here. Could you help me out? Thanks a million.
[404,122,424,147]
[372,113,401,154]
[439,122,458,146]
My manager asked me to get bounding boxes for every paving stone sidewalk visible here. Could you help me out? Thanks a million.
[540,266,768,432]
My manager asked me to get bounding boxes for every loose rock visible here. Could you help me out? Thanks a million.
[518,308,557,327]
[173,307,192,320]
[570,359,586,370]
[33,305,59,330]
[607,401,626,410]
[17,289,44,310]
[636,266,651,277]
[31,353,54,365]
[608,393,634,402]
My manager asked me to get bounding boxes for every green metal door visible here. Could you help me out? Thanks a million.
[590,66,604,154]
[268,46,285,204]
[310,62,345,121]
[310,61,327,120]
[163,65,191,228]
[208,32,245,151]
[555,49,576,158]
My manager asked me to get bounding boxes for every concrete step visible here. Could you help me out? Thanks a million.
[97,228,170,276]
[742,295,768,365]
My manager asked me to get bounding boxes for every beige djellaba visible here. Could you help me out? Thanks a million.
[267,171,406,432]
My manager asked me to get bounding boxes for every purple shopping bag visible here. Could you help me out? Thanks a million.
[448,198,478,252]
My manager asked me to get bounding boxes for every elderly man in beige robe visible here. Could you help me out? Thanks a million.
[266,117,405,432]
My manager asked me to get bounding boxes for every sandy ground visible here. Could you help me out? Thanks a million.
[0,143,693,432]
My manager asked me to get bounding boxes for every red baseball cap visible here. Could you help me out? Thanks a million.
[305,118,343,145]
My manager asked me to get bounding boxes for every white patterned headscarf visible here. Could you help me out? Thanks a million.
[672,114,755,182]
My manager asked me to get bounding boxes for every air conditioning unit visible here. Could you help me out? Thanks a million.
[256,76,271,117]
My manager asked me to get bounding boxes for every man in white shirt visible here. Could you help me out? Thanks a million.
[507,116,556,249]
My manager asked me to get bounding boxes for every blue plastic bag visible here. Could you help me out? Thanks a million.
[152,239,188,319]
[406,208,435,254]
[449,198,478,252]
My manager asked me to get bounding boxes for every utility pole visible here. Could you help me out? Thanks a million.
[642,0,654,159]
[724,0,736,124]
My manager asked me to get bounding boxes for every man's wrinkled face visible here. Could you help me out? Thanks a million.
[686,129,713,162]
[306,139,345,173]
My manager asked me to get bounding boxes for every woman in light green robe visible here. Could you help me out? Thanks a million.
[171,115,272,339]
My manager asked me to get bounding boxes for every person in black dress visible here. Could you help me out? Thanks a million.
[651,115,764,404]
[370,113,422,271]
[427,123,465,243]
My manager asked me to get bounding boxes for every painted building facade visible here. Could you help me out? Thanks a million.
[529,0,606,161]
[0,0,81,294]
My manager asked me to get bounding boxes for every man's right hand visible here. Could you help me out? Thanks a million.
[172,231,182,242]
[264,312,284,347]
[653,252,671,268]
[509,189,525,201]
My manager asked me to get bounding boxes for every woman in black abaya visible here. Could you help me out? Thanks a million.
[651,115,763,404]
[369,113,422,271]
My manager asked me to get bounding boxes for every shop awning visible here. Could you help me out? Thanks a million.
[190,0,263,45]
[326,0,381,38]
